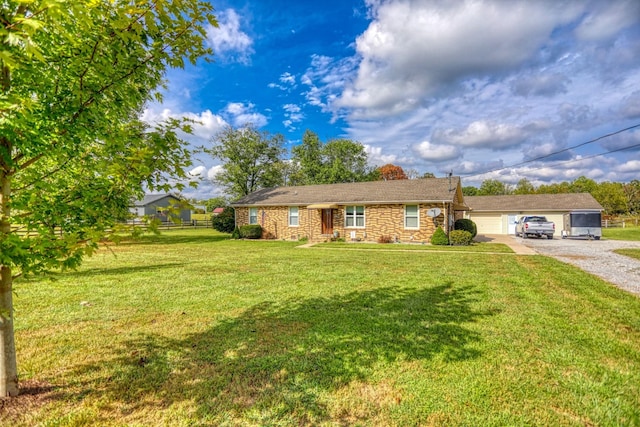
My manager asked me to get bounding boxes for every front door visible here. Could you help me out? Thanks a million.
[321,209,333,235]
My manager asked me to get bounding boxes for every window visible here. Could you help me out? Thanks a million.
[345,206,365,227]
[405,205,419,229]
[289,206,299,226]
[249,207,258,225]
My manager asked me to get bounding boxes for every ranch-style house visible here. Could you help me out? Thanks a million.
[231,177,468,243]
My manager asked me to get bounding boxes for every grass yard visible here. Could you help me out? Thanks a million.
[614,248,640,261]
[314,241,514,253]
[602,226,640,241]
[3,229,640,426]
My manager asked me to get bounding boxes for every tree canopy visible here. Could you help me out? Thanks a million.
[207,125,285,199]
[378,164,408,180]
[0,0,216,397]
[290,131,378,185]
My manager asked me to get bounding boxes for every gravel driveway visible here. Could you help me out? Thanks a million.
[517,236,640,296]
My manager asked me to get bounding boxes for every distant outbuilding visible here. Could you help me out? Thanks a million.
[130,194,191,223]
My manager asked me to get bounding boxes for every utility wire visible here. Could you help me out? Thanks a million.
[462,123,640,178]
[516,140,640,174]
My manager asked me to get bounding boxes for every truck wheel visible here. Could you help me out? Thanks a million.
[547,235,553,240]
[595,236,601,240]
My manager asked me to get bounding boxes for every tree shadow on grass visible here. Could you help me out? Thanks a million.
[58,262,187,279]
[73,283,497,424]
[114,232,231,247]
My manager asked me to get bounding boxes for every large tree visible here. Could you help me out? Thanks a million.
[514,178,536,195]
[290,130,323,185]
[290,133,377,185]
[208,125,285,199]
[477,179,513,196]
[0,0,216,397]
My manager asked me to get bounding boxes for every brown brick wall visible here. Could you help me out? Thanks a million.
[236,203,453,243]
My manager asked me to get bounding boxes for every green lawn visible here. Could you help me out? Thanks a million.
[614,248,640,261]
[602,226,640,241]
[5,229,640,426]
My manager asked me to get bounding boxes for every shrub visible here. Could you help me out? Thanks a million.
[211,206,235,233]
[231,226,241,239]
[449,230,473,246]
[431,226,449,245]
[377,235,393,244]
[454,218,477,238]
[239,224,262,239]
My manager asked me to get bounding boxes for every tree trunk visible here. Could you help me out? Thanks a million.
[0,168,18,397]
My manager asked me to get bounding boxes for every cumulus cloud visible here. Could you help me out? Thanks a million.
[364,144,397,165]
[141,107,228,143]
[616,160,640,173]
[413,141,461,162]
[334,0,582,117]
[207,9,254,64]
[207,165,224,181]
[434,121,527,150]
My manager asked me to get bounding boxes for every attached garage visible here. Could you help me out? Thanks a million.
[471,213,504,234]
[465,194,603,236]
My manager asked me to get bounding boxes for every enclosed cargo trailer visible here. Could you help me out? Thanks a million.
[562,210,602,240]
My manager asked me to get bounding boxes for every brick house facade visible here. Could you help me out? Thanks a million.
[232,178,468,243]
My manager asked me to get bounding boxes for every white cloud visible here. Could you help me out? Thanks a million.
[141,107,228,143]
[282,104,304,130]
[413,141,461,162]
[434,121,527,149]
[189,166,207,178]
[617,160,640,173]
[223,102,268,128]
[207,9,254,64]
[364,144,397,165]
[574,0,640,41]
[335,0,582,117]
[269,72,297,91]
[207,165,224,181]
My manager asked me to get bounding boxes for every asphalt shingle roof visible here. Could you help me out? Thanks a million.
[465,193,603,212]
[232,177,462,206]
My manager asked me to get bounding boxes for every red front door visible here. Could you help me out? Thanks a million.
[321,209,333,235]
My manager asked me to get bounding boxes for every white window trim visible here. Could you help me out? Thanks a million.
[404,205,420,229]
[288,206,299,227]
[249,207,258,225]
[345,205,365,228]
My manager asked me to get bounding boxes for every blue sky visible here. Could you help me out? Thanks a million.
[142,0,640,199]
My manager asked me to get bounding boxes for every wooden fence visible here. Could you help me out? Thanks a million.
[601,218,640,228]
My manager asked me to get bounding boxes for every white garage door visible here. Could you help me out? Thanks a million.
[470,213,503,234]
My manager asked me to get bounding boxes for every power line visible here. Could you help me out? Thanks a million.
[462,123,640,178]
[519,140,640,173]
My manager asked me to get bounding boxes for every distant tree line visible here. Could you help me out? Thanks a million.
[463,177,640,216]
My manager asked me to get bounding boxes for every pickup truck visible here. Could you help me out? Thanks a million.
[515,215,555,239]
